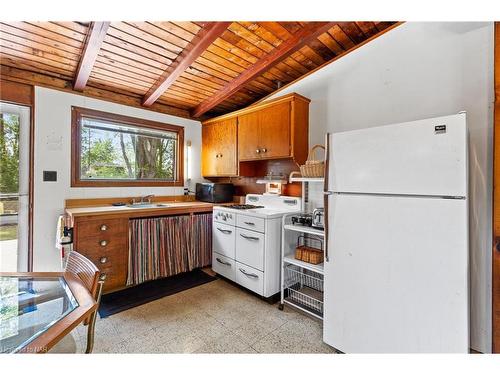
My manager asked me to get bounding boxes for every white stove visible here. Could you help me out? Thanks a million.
[214,194,302,220]
[212,194,301,298]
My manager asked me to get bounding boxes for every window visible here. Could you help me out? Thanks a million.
[71,107,184,187]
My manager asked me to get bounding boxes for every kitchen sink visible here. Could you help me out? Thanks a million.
[126,203,170,208]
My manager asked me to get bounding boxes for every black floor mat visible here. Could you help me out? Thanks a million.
[98,269,217,318]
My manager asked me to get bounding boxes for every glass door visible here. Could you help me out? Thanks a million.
[0,102,30,272]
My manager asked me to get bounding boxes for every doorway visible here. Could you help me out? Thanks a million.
[0,102,30,272]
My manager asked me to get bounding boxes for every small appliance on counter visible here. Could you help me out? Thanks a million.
[195,182,234,203]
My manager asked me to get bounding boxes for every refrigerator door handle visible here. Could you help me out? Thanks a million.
[324,133,330,193]
[324,133,331,262]
[323,192,331,262]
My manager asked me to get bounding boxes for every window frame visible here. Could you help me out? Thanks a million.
[71,106,184,187]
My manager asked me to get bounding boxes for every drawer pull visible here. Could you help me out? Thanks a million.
[261,148,267,153]
[240,233,259,241]
[244,221,255,226]
[99,256,108,264]
[99,273,107,281]
[100,240,108,247]
[100,224,108,231]
[239,268,258,278]
[217,228,232,234]
[216,257,231,266]
[255,149,261,154]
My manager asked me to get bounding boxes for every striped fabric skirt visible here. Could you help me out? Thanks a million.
[127,213,212,285]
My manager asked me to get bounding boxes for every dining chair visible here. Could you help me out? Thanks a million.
[50,251,104,354]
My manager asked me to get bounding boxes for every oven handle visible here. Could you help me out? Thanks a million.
[240,233,259,241]
[216,257,231,266]
[217,227,232,234]
[239,268,259,278]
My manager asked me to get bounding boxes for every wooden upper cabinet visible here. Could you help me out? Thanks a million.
[201,117,238,177]
[237,93,309,164]
[254,102,290,160]
[201,93,310,176]
[238,110,261,160]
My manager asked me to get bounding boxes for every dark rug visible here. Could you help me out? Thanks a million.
[98,269,217,318]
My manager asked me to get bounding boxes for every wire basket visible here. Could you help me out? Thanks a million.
[284,264,324,316]
[298,144,325,177]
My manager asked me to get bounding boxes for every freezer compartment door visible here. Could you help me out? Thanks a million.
[323,194,468,353]
[327,113,467,197]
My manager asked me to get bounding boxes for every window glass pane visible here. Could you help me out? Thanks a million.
[79,117,177,181]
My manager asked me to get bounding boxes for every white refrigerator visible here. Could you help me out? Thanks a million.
[322,113,469,353]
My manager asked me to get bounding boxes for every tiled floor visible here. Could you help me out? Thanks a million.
[71,278,334,354]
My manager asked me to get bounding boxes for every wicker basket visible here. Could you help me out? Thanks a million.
[295,236,324,265]
[299,144,325,177]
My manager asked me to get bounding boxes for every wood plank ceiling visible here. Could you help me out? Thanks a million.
[0,21,397,119]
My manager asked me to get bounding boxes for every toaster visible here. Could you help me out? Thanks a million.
[312,208,325,229]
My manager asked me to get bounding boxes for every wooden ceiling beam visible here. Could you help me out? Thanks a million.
[191,22,337,118]
[142,22,231,107]
[73,21,110,91]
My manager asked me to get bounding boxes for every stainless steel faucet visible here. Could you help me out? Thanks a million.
[131,194,154,205]
[140,194,154,203]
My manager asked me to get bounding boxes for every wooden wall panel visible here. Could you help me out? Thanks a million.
[0,79,33,105]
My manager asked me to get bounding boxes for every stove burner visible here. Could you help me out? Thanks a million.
[227,204,265,210]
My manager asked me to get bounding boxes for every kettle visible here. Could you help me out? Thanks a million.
[312,208,324,229]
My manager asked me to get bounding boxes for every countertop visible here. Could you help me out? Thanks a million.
[65,201,215,220]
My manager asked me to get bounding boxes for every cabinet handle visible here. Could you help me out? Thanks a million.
[99,273,107,281]
[100,224,108,231]
[255,149,261,154]
[239,268,258,278]
[99,256,108,264]
[261,148,267,153]
[216,257,231,266]
[240,233,259,241]
[244,221,255,226]
[217,227,232,234]
[219,153,223,158]
[100,240,108,247]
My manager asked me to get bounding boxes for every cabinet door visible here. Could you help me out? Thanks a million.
[215,118,237,176]
[238,111,261,161]
[202,118,237,176]
[201,122,217,176]
[258,102,291,159]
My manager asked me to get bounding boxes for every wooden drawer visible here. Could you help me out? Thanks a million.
[235,261,264,295]
[212,252,236,282]
[236,227,265,271]
[76,218,127,239]
[236,214,265,233]
[99,263,127,292]
[75,232,127,257]
[84,250,127,271]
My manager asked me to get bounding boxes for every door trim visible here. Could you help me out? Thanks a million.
[0,79,34,271]
[493,22,500,353]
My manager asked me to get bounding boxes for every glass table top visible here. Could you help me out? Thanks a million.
[0,276,79,353]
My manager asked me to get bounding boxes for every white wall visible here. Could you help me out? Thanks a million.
[33,87,203,272]
[268,22,494,353]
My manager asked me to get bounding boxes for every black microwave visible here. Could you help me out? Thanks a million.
[195,183,234,203]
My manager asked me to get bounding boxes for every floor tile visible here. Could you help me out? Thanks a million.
[64,278,333,354]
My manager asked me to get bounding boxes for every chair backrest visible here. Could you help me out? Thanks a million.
[65,251,100,298]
